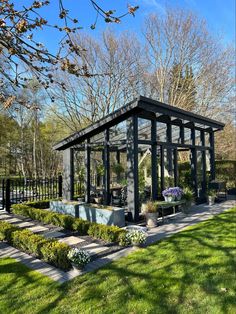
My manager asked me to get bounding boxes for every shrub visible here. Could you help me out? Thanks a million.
[87,223,123,243]
[0,221,18,242]
[72,218,90,235]
[67,248,90,268]
[12,204,74,230]
[182,187,194,202]
[11,229,48,257]
[126,230,147,245]
[24,200,51,209]
[117,230,129,246]
[0,221,71,270]
[12,203,126,244]
[40,241,71,271]
[145,201,158,213]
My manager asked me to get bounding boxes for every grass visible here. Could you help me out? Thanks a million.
[0,207,236,314]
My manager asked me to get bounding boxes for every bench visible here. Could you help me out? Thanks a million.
[157,200,186,222]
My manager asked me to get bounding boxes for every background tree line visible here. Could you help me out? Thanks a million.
[0,8,235,178]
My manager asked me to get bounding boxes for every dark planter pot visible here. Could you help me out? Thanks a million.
[228,188,236,195]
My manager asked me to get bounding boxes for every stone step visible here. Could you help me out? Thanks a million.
[43,231,65,238]
[0,214,12,220]
[80,243,108,256]
[15,221,35,228]
[58,236,85,246]
[4,217,22,224]
[28,225,49,233]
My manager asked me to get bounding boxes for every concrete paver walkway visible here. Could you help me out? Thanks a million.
[0,199,235,283]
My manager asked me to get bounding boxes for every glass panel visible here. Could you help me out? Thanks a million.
[178,150,192,189]
[110,151,126,187]
[184,128,191,144]
[138,118,151,141]
[138,144,152,203]
[109,121,127,144]
[197,150,203,197]
[205,132,210,147]
[164,148,174,188]
[74,150,85,196]
[157,122,167,142]
[172,125,180,143]
[195,130,201,146]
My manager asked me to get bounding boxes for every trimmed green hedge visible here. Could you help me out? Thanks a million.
[24,199,55,209]
[215,160,236,188]
[87,223,126,243]
[0,220,71,270]
[12,203,127,244]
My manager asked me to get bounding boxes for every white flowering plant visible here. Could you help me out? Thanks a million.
[126,230,147,246]
[67,248,90,268]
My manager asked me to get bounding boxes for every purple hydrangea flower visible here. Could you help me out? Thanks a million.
[162,187,183,198]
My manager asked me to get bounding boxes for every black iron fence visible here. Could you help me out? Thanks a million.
[0,176,63,212]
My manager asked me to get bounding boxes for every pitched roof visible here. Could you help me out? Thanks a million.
[53,95,224,151]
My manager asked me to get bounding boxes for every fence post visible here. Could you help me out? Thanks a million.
[58,175,62,198]
[2,179,5,210]
[5,178,11,213]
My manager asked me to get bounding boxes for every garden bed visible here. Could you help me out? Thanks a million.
[50,200,125,227]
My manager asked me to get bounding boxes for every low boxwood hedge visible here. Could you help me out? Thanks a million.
[87,223,126,243]
[11,203,127,245]
[24,200,51,209]
[0,220,71,270]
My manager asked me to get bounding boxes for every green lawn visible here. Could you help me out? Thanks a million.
[0,208,236,314]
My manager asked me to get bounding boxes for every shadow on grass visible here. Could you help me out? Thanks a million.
[1,208,235,313]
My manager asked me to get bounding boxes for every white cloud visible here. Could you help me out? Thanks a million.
[139,0,166,15]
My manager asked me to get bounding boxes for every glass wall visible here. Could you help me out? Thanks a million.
[157,122,167,142]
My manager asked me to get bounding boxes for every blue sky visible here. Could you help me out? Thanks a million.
[26,0,235,51]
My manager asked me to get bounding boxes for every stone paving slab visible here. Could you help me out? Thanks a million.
[81,243,108,255]
[43,231,65,238]
[58,236,85,246]
[0,214,12,220]
[0,200,235,283]
[15,221,35,228]
[4,217,22,223]
[28,225,49,233]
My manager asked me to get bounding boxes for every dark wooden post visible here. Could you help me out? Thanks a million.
[2,179,5,210]
[201,131,207,197]
[180,124,185,144]
[104,129,110,205]
[160,145,165,194]
[84,139,91,203]
[209,131,215,181]
[127,114,139,222]
[173,149,178,186]
[116,150,121,183]
[62,148,74,201]
[190,127,198,198]
[166,122,173,175]
[151,119,158,200]
[58,175,62,198]
[5,178,11,213]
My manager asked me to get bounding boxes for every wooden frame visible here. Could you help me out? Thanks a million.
[54,96,224,222]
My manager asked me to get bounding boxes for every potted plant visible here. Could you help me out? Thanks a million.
[94,195,103,204]
[111,163,124,183]
[67,248,91,270]
[182,187,194,213]
[143,201,159,228]
[162,188,175,202]
[126,230,147,247]
[207,190,216,205]
[162,187,183,201]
